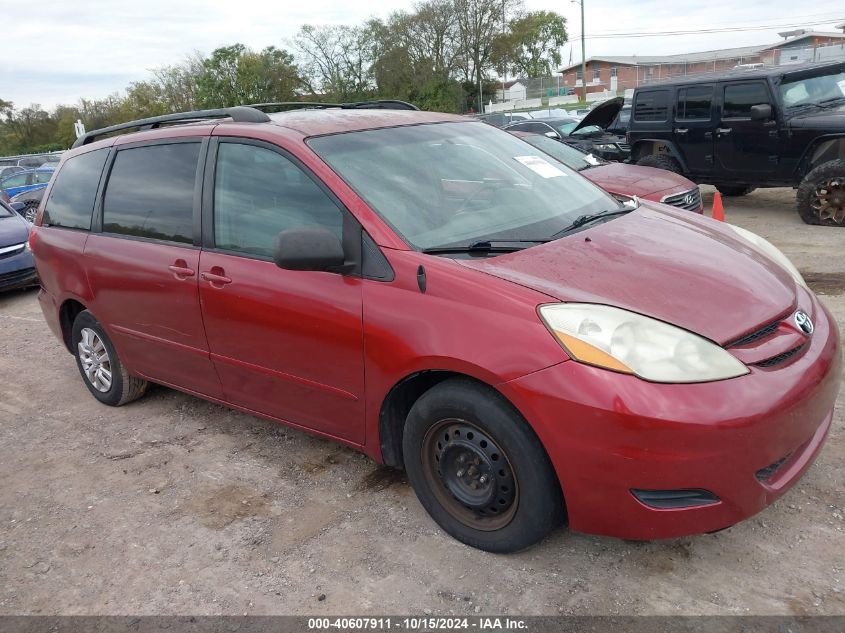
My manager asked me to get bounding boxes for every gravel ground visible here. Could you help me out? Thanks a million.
[0,186,843,616]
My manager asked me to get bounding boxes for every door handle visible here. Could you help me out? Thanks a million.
[201,269,232,287]
[716,127,732,136]
[168,260,195,280]
[674,128,689,134]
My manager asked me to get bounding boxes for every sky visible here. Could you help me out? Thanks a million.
[1,0,843,109]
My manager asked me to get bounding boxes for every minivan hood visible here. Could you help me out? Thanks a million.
[571,97,624,134]
[459,205,796,345]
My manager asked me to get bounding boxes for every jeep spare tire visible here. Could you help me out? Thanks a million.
[797,159,845,227]
[636,153,682,174]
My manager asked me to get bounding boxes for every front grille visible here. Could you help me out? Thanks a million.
[753,343,806,368]
[727,320,780,347]
[0,243,26,260]
[755,454,792,482]
[616,142,631,152]
[661,187,702,212]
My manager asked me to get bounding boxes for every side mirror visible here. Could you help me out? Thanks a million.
[750,104,772,121]
[544,131,561,140]
[273,225,346,272]
[10,202,25,212]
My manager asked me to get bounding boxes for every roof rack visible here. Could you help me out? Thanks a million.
[71,106,271,148]
[248,100,420,112]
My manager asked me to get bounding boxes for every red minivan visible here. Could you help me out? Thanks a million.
[31,103,841,553]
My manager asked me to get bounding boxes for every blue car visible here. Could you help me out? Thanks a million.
[0,200,37,291]
[0,167,54,198]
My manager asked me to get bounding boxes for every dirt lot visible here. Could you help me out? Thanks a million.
[1,186,843,616]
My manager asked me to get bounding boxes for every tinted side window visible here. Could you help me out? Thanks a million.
[213,143,343,258]
[43,149,109,230]
[2,173,27,188]
[723,83,770,119]
[633,90,669,122]
[677,86,713,120]
[33,171,54,184]
[103,143,199,244]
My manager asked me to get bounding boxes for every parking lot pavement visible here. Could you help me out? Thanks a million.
[0,187,843,616]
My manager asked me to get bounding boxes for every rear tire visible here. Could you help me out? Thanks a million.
[717,185,756,197]
[636,153,682,174]
[796,160,845,226]
[402,378,564,553]
[71,310,148,406]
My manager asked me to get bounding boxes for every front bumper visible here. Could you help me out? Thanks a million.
[500,296,841,540]
[0,248,37,291]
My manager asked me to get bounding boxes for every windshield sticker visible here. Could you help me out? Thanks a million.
[513,155,567,178]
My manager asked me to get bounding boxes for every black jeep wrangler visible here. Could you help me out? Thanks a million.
[627,61,845,226]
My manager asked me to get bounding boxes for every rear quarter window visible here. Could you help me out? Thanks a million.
[43,149,109,230]
[102,142,200,244]
[633,90,670,122]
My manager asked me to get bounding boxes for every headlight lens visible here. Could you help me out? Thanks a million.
[727,224,807,289]
[539,304,749,383]
[593,144,616,151]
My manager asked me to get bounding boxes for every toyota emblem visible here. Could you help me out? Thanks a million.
[794,311,814,335]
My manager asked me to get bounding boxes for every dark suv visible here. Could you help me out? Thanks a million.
[628,61,845,226]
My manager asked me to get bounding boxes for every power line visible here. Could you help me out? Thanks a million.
[568,13,845,40]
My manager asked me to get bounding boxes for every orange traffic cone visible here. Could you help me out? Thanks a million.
[712,191,725,221]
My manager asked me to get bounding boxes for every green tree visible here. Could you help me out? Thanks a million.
[195,44,302,108]
[492,10,567,78]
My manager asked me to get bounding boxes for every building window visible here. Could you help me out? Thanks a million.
[610,66,617,77]
[575,69,583,80]
[593,67,601,81]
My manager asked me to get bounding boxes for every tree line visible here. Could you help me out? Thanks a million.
[0,0,566,155]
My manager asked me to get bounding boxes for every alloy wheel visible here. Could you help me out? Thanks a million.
[811,178,845,225]
[77,328,112,392]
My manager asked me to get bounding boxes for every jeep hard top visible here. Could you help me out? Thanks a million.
[627,61,845,226]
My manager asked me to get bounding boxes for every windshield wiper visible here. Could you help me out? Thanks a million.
[422,239,546,255]
[543,207,634,241]
[819,96,845,108]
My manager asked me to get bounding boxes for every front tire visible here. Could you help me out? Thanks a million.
[72,310,148,406]
[402,378,564,553]
[636,153,682,174]
[796,160,845,226]
[21,200,39,223]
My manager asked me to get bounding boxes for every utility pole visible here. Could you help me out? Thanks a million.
[572,0,587,102]
[502,0,506,101]
[580,0,586,102]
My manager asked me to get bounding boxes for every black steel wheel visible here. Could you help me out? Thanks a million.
[422,419,518,531]
[403,378,564,553]
[797,160,845,226]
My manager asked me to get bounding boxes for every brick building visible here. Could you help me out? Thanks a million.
[558,29,845,97]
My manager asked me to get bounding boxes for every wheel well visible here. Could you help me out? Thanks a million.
[59,299,86,353]
[804,137,845,176]
[632,140,678,164]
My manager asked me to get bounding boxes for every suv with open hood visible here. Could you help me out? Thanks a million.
[628,61,845,226]
[505,98,629,162]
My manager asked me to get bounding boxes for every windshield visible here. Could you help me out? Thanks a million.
[309,121,620,251]
[519,135,604,171]
[0,201,13,218]
[779,70,845,108]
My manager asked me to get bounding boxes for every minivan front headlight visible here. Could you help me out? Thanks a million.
[538,304,749,383]
[727,224,807,289]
